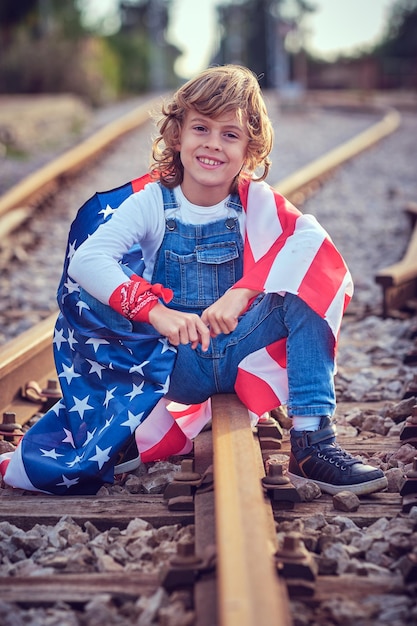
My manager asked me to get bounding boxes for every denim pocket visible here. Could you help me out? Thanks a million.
[165,241,242,310]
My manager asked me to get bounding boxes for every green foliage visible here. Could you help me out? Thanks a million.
[0,0,180,98]
[374,0,417,58]
[107,32,150,93]
[0,30,121,105]
[0,0,122,103]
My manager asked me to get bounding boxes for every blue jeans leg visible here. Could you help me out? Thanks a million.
[167,292,336,417]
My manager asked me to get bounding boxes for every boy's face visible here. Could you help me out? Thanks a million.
[177,109,249,206]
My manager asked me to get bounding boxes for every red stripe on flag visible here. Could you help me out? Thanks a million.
[140,421,188,463]
[235,368,281,416]
[297,239,349,318]
[266,338,287,368]
[131,173,153,193]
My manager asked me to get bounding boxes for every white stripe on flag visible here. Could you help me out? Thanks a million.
[238,346,289,405]
[245,183,283,261]
[264,214,326,293]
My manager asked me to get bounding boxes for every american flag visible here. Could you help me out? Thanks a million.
[2,175,353,494]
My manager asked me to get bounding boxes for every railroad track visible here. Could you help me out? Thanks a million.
[0,98,416,625]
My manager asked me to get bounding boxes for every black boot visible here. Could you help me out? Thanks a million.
[288,417,387,495]
[114,436,141,475]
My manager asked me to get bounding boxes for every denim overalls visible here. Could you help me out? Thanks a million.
[82,184,337,417]
[152,185,244,314]
[154,186,336,417]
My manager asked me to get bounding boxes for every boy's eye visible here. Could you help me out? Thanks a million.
[225,132,239,139]
[193,125,207,132]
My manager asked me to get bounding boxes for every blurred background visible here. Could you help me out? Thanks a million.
[0,0,416,105]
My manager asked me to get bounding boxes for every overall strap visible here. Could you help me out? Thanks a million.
[226,192,243,214]
[159,183,180,210]
[159,182,242,214]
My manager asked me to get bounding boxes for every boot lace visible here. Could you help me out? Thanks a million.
[316,442,359,471]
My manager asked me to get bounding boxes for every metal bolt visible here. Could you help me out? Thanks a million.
[174,459,201,483]
[42,379,61,398]
[262,462,290,487]
[277,533,306,560]
[1,412,21,432]
[170,540,203,568]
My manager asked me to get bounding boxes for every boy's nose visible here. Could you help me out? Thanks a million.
[204,134,221,150]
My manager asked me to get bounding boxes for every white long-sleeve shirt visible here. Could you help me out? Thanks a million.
[68,182,246,304]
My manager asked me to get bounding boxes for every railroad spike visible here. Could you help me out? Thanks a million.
[399,457,417,497]
[262,461,301,506]
[0,411,24,443]
[257,416,283,440]
[167,495,195,511]
[399,406,417,447]
[274,532,318,591]
[160,542,216,590]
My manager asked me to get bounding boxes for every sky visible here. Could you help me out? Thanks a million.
[82,0,397,78]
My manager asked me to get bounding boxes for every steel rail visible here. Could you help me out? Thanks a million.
[274,108,401,202]
[211,395,292,626]
[0,94,167,234]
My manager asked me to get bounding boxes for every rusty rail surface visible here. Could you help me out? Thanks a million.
[375,201,417,318]
[211,395,292,626]
[0,94,166,236]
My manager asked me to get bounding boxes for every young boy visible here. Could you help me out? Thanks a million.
[2,65,387,496]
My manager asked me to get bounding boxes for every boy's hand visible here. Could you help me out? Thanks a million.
[149,303,211,351]
[201,288,261,337]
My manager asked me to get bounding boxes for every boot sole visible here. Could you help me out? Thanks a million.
[114,457,141,475]
[287,471,388,496]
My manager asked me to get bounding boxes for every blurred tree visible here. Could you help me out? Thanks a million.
[106,0,181,92]
[372,0,417,88]
[0,0,120,103]
[214,0,315,88]
[0,0,38,47]
[376,0,417,57]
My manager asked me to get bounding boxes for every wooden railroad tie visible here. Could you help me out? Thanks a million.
[375,201,417,319]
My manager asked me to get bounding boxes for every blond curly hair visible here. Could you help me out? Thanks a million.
[150,65,274,192]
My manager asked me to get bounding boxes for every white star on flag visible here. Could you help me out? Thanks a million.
[86,337,110,353]
[157,375,170,394]
[67,329,78,350]
[121,410,144,433]
[99,416,114,434]
[62,428,75,447]
[40,448,64,459]
[53,328,67,350]
[83,428,97,447]
[104,387,117,408]
[63,278,80,295]
[69,395,94,419]
[129,361,149,375]
[66,452,85,467]
[159,338,176,354]
[51,400,65,415]
[88,445,112,469]
[86,359,106,379]
[76,300,90,314]
[99,204,116,219]
[57,475,80,488]
[67,240,77,261]
[125,381,145,400]
[59,363,81,385]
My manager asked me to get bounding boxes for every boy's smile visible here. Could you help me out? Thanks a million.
[177,110,249,206]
